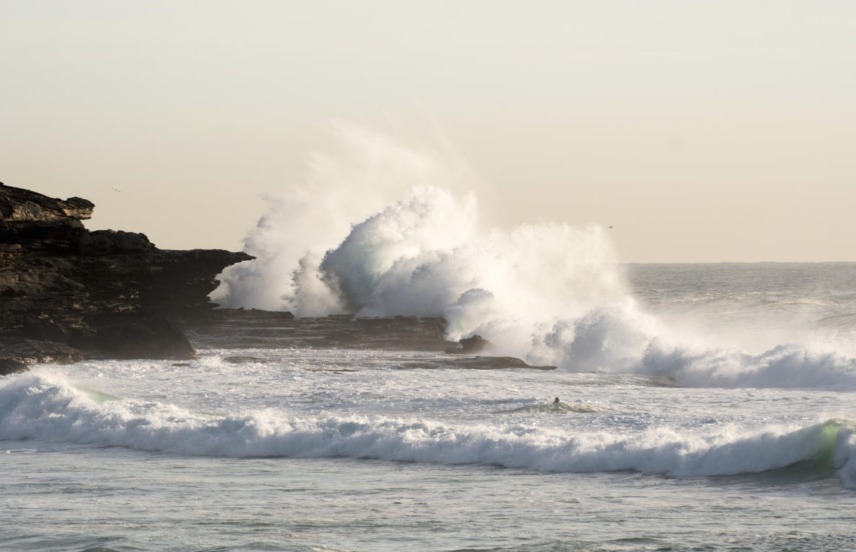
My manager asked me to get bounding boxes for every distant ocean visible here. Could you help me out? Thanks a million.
[3,263,856,552]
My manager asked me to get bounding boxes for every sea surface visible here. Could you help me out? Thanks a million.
[3,263,856,552]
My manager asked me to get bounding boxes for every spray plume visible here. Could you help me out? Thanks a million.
[212,124,856,386]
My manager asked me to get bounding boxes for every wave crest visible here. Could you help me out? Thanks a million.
[209,127,856,389]
[3,372,855,487]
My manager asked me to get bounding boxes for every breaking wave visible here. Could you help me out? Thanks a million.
[209,126,856,389]
[3,372,856,487]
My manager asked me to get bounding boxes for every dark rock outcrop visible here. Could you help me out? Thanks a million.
[0,182,251,365]
[0,357,30,376]
[181,310,457,352]
[74,318,196,360]
[0,337,84,367]
[179,311,549,368]
[446,334,492,354]
[78,230,155,255]
[1,183,549,372]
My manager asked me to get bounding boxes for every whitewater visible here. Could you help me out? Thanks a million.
[4,309,856,551]
[4,130,856,551]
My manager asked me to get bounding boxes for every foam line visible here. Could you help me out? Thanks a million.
[2,372,854,486]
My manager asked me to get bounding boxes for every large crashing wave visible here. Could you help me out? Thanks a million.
[212,125,856,388]
[2,372,856,486]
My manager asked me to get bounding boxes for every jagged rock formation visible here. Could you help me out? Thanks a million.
[1,183,550,372]
[0,182,252,366]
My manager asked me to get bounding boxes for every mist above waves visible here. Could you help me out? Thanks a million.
[211,125,856,387]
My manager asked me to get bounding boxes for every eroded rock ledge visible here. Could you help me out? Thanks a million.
[1,183,554,373]
[178,310,554,369]
[0,182,252,369]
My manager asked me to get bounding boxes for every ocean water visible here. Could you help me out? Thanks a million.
[4,264,856,552]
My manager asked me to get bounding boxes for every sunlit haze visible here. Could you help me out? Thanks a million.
[2,0,854,261]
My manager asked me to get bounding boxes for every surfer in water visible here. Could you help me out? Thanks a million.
[554,397,560,404]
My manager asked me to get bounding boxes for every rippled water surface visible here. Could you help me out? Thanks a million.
[4,264,856,551]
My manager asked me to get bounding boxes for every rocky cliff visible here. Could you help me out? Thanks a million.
[0,182,252,370]
[0,183,551,374]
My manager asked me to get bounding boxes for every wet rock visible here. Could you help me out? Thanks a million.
[82,319,196,360]
[19,318,70,342]
[184,309,458,352]
[445,334,492,354]
[0,358,29,376]
[0,337,84,365]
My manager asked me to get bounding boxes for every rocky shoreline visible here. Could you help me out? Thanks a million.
[0,182,250,372]
[0,183,554,373]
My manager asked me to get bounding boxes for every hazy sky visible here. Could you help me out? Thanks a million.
[2,1,854,262]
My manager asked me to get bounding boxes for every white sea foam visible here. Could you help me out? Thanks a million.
[211,124,477,317]
[211,125,856,389]
[2,372,853,486]
[833,429,856,488]
[527,312,856,389]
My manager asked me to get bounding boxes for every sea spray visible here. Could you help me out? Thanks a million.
[833,428,856,488]
[211,124,477,316]
[213,125,641,362]
[212,125,856,386]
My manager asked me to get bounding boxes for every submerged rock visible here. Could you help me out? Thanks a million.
[222,355,276,364]
[183,309,457,352]
[397,356,555,370]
